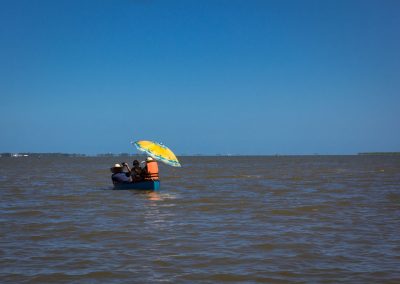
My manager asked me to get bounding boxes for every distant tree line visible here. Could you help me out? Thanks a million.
[0,152,135,157]
[0,153,87,157]
[358,152,400,156]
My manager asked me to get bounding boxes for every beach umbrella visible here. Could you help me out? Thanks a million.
[132,140,181,167]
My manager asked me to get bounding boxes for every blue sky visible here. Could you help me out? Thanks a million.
[1,0,399,155]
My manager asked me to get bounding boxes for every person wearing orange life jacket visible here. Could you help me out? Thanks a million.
[143,156,159,180]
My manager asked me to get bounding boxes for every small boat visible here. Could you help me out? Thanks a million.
[113,180,160,191]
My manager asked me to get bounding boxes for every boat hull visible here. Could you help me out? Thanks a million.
[113,180,160,191]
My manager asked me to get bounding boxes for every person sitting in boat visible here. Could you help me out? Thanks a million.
[123,160,144,182]
[143,157,159,180]
[132,160,144,182]
[110,163,131,184]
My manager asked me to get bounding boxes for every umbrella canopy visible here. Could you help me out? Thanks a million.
[133,140,181,167]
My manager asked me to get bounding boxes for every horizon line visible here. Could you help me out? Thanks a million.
[1,152,400,157]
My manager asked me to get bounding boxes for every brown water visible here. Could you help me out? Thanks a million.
[1,156,399,283]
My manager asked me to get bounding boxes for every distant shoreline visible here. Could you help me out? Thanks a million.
[357,152,400,156]
[1,152,400,157]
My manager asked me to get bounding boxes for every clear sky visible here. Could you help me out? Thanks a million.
[1,0,399,155]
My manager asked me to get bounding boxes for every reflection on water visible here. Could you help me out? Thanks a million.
[129,190,162,202]
[0,155,400,283]
[145,191,161,201]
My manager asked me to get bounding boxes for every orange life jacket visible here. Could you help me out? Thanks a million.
[145,160,159,180]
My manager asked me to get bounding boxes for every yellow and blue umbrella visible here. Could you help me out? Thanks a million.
[132,140,181,167]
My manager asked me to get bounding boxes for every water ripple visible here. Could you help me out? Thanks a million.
[0,156,399,283]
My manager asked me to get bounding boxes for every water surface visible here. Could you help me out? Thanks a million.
[1,156,399,283]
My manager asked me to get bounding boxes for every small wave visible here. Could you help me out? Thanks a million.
[270,205,331,216]
[5,210,45,217]
[208,273,254,282]
[29,271,131,282]
[270,209,298,216]
[252,243,275,251]
[386,193,400,203]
